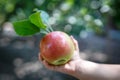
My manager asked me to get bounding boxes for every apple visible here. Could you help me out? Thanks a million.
[40,31,75,65]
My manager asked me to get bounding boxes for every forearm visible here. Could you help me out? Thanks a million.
[97,64,120,80]
[73,60,120,80]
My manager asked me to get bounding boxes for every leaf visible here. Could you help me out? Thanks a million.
[29,11,49,29]
[40,10,50,26]
[13,19,40,36]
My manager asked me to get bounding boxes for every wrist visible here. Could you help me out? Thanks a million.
[69,59,84,79]
[74,60,99,79]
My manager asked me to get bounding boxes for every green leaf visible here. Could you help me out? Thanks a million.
[40,10,50,26]
[13,19,40,36]
[29,11,49,29]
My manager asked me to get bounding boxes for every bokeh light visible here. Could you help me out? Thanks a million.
[0,0,120,80]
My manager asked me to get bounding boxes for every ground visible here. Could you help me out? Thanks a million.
[0,30,120,80]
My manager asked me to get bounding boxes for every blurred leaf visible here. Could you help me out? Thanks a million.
[40,10,50,26]
[80,7,88,16]
[29,10,49,29]
[13,19,40,36]
[5,3,14,13]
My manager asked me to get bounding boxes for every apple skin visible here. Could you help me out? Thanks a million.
[40,31,75,65]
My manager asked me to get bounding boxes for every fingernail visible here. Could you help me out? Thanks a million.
[70,35,73,38]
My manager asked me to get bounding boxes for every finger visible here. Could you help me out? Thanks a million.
[43,60,56,70]
[70,36,79,51]
[38,53,44,61]
[42,60,75,75]
[43,60,66,72]
[40,56,65,71]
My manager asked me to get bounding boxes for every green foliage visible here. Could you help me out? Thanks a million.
[0,0,120,36]
[13,10,51,36]
[13,19,40,36]
[29,12,46,29]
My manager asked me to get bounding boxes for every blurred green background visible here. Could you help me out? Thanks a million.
[0,0,120,80]
[1,0,120,35]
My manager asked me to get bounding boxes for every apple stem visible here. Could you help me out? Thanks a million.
[40,29,49,35]
[45,27,51,33]
[40,25,53,35]
[46,23,54,32]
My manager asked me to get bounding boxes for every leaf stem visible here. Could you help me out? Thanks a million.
[40,29,48,35]
[47,23,54,32]
[45,27,51,33]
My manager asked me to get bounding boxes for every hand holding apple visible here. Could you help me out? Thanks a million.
[12,10,76,66]
[39,36,81,77]
[40,31,75,65]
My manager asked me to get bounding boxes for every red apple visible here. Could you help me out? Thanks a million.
[40,31,75,65]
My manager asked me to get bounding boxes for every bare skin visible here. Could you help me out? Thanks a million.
[39,36,120,80]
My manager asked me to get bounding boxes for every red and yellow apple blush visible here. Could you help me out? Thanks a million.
[40,31,75,65]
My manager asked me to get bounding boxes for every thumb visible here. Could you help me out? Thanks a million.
[70,36,79,51]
